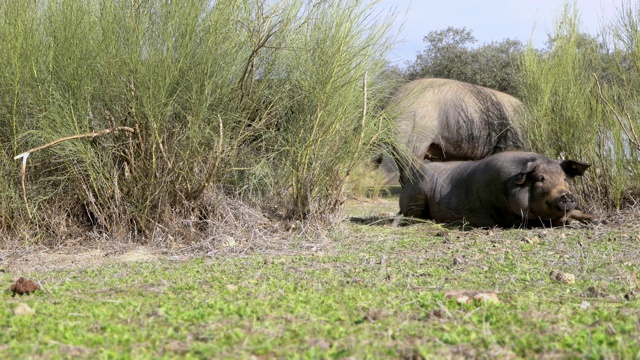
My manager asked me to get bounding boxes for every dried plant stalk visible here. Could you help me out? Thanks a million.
[13,126,136,217]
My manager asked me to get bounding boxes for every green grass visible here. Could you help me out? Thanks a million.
[2,201,639,358]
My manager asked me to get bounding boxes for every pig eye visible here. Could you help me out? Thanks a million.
[536,175,545,183]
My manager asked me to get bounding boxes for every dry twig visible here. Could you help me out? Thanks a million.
[13,126,136,218]
[593,73,640,151]
[189,114,224,203]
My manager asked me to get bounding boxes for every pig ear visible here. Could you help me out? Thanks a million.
[561,160,590,178]
[515,161,539,185]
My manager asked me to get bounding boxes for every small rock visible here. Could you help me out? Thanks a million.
[559,273,576,284]
[224,237,236,247]
[445,290,500,304]
[13,303,35,316]
[549,270,575,284]
[579,301,591,310]
[521,236,540,244]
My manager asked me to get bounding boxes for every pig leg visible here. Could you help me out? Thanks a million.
[567,209,595,223]
[553,209,595,226]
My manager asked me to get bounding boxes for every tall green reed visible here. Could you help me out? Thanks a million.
[0,0,396,242]
[519,1,640,209]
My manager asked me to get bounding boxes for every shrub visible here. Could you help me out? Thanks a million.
[518,2,640,209]
[0,0,396,243]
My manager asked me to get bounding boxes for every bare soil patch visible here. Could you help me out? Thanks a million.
[1,245,161,274]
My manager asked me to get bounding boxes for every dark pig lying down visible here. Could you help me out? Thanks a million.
[395,151,594,227]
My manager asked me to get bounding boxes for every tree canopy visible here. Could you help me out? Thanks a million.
[405,27,524,95]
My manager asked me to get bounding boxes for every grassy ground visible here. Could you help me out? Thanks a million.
[1,196,640,359]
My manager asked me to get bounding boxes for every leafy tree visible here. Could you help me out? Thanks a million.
[472,39,524,94]
[405,27,524,95]
[406,27,477,83]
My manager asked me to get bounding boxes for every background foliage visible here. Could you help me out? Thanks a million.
[518,3,640,209]
[404,26,524,95]
[402,2,640,210]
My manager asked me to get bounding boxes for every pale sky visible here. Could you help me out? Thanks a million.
[374,0,619,66]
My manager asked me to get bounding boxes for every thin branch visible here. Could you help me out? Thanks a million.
[14,126,135,158]
[189,114,224,203]
[593,73,640,151]
[355,71,368,159]
[340,73,379,210]
[13,126,136,218]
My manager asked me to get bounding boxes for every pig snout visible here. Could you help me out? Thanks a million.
[557,193,577,212]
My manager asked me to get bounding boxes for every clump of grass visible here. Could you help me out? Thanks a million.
[518,2,640,210]
[0,0,397,244]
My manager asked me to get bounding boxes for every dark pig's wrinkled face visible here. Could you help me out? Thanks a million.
[509,158,589,221]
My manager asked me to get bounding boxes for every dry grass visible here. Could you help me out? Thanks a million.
[1,193,637,274]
